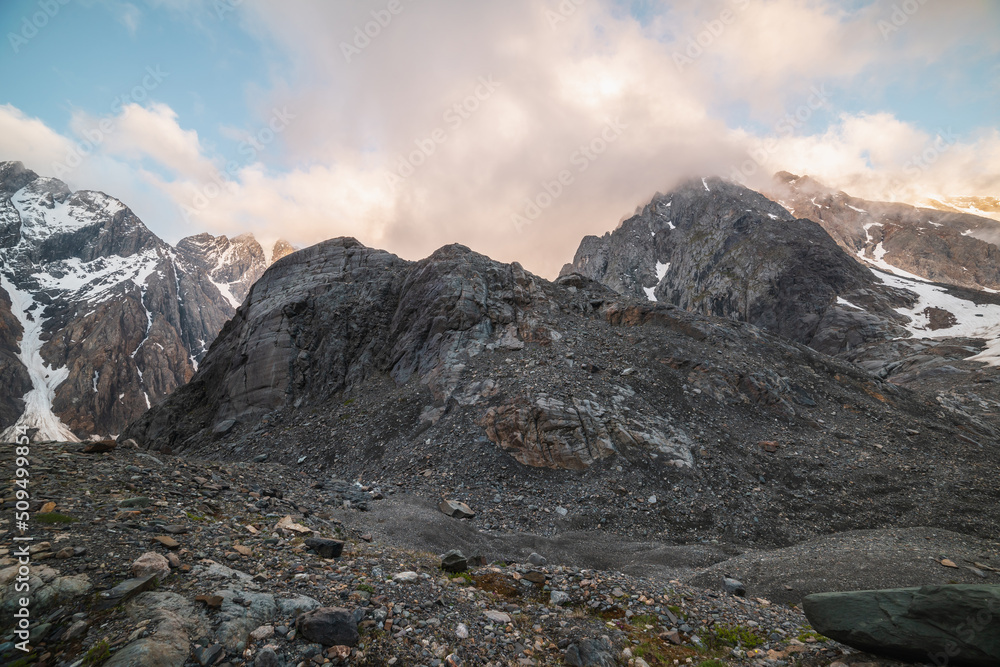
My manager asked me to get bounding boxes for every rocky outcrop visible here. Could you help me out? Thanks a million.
[803,585,1000,667]
[562,177,914,356]
[478,394,693,470]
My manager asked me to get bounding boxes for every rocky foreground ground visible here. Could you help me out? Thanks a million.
[4,441,995,667]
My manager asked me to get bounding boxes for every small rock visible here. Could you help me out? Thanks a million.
[131,552,171,582]
[254,647,280,667]
[393,572,419,584]
[304,538,344,559]
[528,553,547,566]
[166,553,181,568]
[441,550,468,573]
[550,591,570,606]
[196,594,224,609]
[250,625,274,641]
[152,536,180,549]
[484,610,510,624]
[296,607,360,647]
[193,643,225,666]
[439,500,475,519]
[723,577,746,597]
[212,419,237,436]
[455,623,469,639]
[83,440,117,453]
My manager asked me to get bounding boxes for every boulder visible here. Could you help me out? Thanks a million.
[304,538,344,559]
[296,607,359,647]
[440,550,468,573]
[803,585,1000,667]
[439,500,475,519]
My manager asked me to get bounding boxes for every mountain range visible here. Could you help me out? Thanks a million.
[0,160,291,441]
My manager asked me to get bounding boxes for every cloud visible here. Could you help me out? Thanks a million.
[0,105,75,173]
[1,0,997,277]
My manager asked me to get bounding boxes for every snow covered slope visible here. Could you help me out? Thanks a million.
[0,161,253,440]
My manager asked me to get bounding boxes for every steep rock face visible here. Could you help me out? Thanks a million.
[175,233,269,307]
[562,177,914,355]
[770,172,1000,292]
[0,162,240,439]
[270,239,295,264]
[125,238,575,453]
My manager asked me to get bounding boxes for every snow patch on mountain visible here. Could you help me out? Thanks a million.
[873,269,1000,366]
[0,271,78,442]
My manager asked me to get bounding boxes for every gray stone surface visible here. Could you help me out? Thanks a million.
[804,584,1000,667]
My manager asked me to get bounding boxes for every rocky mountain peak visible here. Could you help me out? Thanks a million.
[563,176,913,355]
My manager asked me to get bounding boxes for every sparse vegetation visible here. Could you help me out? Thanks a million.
[708,624,765,649]
[82,640,110,666]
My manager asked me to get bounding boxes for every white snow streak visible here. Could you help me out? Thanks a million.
[0,271,78,442]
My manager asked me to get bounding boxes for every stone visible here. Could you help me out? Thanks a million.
[131,552,171,582]
[528,553,547,566]
[63,619,88,640]
[484,610,511,624]
[119,496,153,508]
[523,571,546,584]
[213,419,237,436]
[439,500,475,519]
[250,625,274,641]
[196,594,224,609]
[723,577,746,597]
[304,538,344,559]
[393,571,419,584]
[255,647,281,667]
[153,535,180,549]
[550,590,570,606]
[440,550,468,573]
[804,585,1000,667]
[296,607,360,647]
[100,575,158,605]
[564,637,617,667]
[276,515,312,534]
[40,501,56,512]
[193,643,226,666]
[166,553,181,568]
[456,623,469,639]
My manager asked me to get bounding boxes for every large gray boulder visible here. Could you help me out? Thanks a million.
[803,585,1000,667]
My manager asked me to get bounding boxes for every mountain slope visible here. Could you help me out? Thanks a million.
[0,161,281,440]
[561,177,916,356]
[770,172,1000,292]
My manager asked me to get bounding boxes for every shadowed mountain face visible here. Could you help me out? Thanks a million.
[124,237,1000,550]
[561,177,916,356]
[0,161,283,440]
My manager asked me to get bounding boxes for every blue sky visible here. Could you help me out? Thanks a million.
[1,0,998,276]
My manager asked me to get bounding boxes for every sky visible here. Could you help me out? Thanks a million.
[0,0,998,277]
